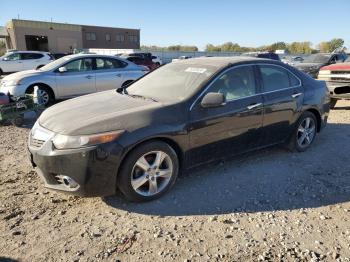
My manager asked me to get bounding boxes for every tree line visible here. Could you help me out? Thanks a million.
[142,38,346,54]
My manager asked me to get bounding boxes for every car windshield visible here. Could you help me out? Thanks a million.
[126,62,218,101]
[302,54,331,63]
[39,56,72,71]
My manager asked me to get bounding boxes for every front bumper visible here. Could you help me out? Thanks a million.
[28,127,124,197]
[325,81,350,100]
[0,84,25,97]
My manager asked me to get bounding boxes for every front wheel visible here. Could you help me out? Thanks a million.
[117,141,179,202]
[287,112,317,152]
[26,85,54,106]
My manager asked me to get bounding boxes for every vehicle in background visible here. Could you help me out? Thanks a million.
[281,56,304,65]
[0,54,147,105]
[172,55,192,62]
[294,53,347,78]
[28,57,329,201]
[151,55,163,66]
[50,53,70,60]
[125,56,157,71]
[0,51,53,75]
[241,52,280,61]
[318,56,350,108]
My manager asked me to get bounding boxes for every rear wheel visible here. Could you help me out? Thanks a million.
[329,99,337,109]
[12,114,24,127]
[0,68,3,76]
[288,112,317,152]
[117,141,179,202]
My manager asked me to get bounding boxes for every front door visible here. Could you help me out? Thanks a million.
[257,64,304,145]
[95,57,125,91]
[55,58,96,98]
[3,53,23,72]
[188,65,264,166]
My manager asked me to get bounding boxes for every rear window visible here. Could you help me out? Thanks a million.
[259,65,300,92]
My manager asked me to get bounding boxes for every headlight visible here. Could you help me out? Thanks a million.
[52,130,124,149]
[5,79,23,86]
[318,70,331,75]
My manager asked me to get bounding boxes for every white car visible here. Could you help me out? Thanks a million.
[0,51,53,75]
[0,54,147,105]
[151,55,163,66]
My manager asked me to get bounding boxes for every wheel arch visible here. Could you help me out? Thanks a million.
[118,136,185,176]
[305,108,322,132]
[25,83,56,100]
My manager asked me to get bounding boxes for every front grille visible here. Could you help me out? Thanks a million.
[30,137,45,148]
[331,71,350,74]
[330,77,350,82]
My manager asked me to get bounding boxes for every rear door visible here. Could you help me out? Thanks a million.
[55,58,96,98]
[95,57,127,91]
[188,65,264,165]
[20,53,44,70]
[258,64,303,145]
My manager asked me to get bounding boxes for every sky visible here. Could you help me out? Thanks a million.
[0,0,349,50]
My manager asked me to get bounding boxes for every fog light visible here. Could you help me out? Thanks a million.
[55,175,79,189]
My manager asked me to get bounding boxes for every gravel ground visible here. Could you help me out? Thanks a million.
[0,101,350,262]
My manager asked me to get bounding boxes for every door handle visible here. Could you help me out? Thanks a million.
[292,92,303,98]
[85,75,93,79]
[247,103,262,110]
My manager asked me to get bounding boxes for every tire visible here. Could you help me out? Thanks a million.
[0,68,3,76]
[329,99,337,109]
[155,62,160,67]
[26,85,54,106]
[287,111,317,152]
[12,115,24,127]
[117,141,179,202]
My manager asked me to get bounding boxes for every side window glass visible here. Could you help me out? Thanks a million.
[64,58,93,72]
[7,53,20,61]
[259,65,291,92]
[96,58,124,70]
[209,66,257,100]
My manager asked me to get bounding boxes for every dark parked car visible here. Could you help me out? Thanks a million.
[295,53,347,78]
[125,56,157,71]
[28,57,329,202]
[241,52,280,61]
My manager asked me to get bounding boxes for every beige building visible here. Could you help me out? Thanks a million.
[0,19,140,53]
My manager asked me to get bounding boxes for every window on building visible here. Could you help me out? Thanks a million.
[86,32,96,41]
[116,34,125,42]
[105,34,111,42]
[128,35,138,43]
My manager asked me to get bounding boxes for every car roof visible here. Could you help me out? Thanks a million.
[172,56,279,69]
[7,50,49,54]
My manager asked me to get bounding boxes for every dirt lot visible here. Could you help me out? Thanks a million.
[0,101,350,262]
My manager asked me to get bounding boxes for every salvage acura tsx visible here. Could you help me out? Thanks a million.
[28,57,330,202]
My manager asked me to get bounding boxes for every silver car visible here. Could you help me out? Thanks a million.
[0,54,147,105]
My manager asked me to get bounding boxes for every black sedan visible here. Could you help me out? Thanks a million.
[28,57,330,202]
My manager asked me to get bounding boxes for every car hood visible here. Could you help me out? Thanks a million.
[39,90,163,136]
[2,70,43,81]
[320,62,350,71]
[295,63,322,69]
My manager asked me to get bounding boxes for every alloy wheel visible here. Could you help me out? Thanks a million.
[297,117,316,148]
[38,89,50,105]
[131,151,173,196]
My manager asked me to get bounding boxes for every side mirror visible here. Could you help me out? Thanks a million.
[201,92,225,108]
[58,66,67,73]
